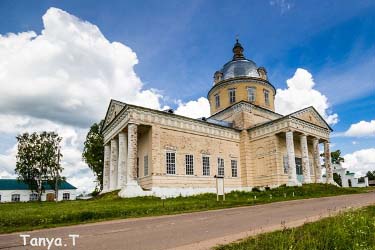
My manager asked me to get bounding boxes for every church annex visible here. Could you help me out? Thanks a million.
[101,40,334,197]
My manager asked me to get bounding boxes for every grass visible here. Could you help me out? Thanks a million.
[0,184,372,234]
[215,205,375,250]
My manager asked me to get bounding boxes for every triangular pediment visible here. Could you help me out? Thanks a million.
[103,99,127,130]
[290,106,332,131]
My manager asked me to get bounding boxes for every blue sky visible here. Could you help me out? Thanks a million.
[0,0,374,189]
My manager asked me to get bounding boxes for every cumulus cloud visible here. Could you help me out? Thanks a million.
[0,114,95,193]
[275,68,339,125]
[0,7,163,128]
[345,120,375,137]
[342,148,375,176]
[0,7,166,193]
[175,97,210,118]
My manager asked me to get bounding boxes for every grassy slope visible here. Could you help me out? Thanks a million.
[0,184,371,234]
[215,205,375,250]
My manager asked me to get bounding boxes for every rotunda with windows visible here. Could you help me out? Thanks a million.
[207,39,276,115]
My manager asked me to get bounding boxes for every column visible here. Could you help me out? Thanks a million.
[313,138,322,183]
[103,144,111,192]
[324,141,334,184]
[300,134,312,184]
[286,131,298,186]
[110,138,118,190]
[117,132,128,189]
[127,123,138,185]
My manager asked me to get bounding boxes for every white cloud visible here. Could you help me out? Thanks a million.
[345,120,375,137]
[0,114,95,193]
[0,7,163,128]
[0,7,166,193]
[175,97,210,119]
[270,0,293,14]
[275,68,339,125]
[342,148,375,176]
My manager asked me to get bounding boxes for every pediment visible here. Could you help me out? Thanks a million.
[103,100,126,129]
[290,107,332,130]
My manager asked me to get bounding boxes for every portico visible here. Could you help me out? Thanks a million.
[103,123,147,196]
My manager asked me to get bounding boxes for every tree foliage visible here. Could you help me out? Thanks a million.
[15,132,63,201]
[331,150,345,164]
[333,173,342,187]
[366,171,375,181]
[321,149,345,164]
[82,120,104,191]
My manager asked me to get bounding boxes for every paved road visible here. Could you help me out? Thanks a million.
[1,192,374,250]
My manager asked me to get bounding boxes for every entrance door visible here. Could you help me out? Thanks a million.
[295,157,303,183]
[46,193,55,201]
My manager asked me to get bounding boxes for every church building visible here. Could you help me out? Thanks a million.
[101,40,334,197]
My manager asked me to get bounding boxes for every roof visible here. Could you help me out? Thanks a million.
[102,99,241,134]
[221,59,260,80]
[247,106,333,132]
[0,179,77,190]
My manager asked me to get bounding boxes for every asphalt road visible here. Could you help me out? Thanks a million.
[1,192,374,250]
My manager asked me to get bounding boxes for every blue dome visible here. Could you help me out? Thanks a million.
[221,59,260,80]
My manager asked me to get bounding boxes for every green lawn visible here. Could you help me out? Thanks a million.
[215,205,375,250]
[0,184,372,234]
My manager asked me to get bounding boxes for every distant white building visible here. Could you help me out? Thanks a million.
[332,164,369,188]
[0,179,77,202]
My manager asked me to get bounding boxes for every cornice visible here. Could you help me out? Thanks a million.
[103,105,241,144]
[207,76,276,98]
[248,116,330,140]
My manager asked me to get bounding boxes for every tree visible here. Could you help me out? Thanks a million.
[82,120,104,191]
[320,149,345,164]
[16,132,63,201]
[331,150,344,164]
[333,173,342,186]
[366,171,375,181]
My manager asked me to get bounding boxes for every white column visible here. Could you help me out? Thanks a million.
[324,141,334,184]
[286,131,298,186]
[103,144,111,192]
[313,138,322,183]
[300,134,312,184]
[127,123,138,185]
[117,132,127,189]
[110,138,118,190]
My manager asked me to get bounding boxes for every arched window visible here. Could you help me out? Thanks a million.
[247,87,256,102]
[263,89,270,105]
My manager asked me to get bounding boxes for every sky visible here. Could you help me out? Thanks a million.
[0,0,374,192]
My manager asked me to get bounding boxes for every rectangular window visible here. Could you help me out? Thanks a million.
[231,160,238,177]
[202,156,210,176]
[283,155,289,174]
[228,88,236,104]
[144,155,149,176]
[264,89,270,105]
[29,193,38,201]
[11,194,20,202]
[215,94,220,108]
[217,158,224,176]
[185,154,194,175]
[63,193,70,200]
[166,151,176,174]
[247,87,256,102]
